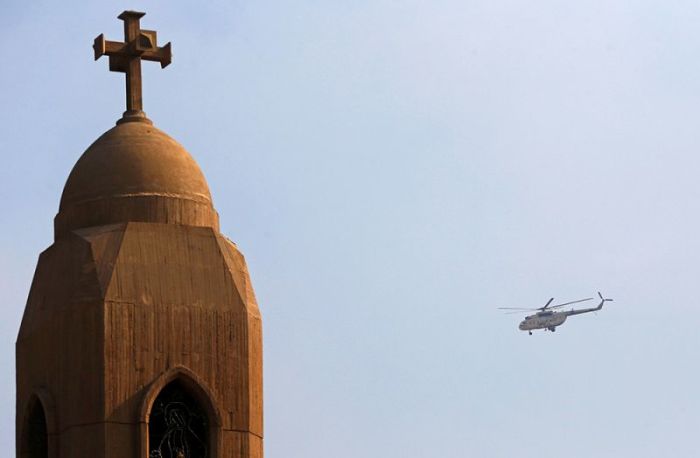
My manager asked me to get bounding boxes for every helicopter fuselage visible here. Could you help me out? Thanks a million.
[519,311,567,331]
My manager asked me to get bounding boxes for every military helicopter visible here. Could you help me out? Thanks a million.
[499,292,613,335]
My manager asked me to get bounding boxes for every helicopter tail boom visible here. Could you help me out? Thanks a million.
[565,292,613,316]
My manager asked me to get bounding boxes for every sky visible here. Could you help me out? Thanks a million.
[1,1,699,456]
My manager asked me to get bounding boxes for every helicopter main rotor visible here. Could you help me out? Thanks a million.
[498,296,594,314]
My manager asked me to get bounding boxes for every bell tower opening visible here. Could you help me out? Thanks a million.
[148,379,209,458]
[21,396,48,458]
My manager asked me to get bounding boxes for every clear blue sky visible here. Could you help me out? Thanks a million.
[1,1,699,456]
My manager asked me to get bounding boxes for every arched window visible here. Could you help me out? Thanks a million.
[21,397,48,458]
[148,379,209,458]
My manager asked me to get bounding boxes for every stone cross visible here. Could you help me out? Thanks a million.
[93,11,172,121]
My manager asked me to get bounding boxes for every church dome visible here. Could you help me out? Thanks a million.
[55,120,219,239]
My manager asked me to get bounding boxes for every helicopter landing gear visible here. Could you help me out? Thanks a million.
[549,327,556,332]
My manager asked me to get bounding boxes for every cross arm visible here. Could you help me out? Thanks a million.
[93,34,172,68]
[141,42,172,68]
[93,34,125,60]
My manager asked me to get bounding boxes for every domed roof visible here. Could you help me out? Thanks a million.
[55,120,219,238]
[61,121,212,208]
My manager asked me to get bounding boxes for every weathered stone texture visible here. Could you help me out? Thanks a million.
[17,120,262,457]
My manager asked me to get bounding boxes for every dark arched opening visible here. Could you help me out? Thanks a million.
[21,397,48,458]
[148,379,209,458]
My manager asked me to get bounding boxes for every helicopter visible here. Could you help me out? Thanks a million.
[499,292,613,335]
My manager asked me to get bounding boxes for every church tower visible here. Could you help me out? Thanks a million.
[16,11,263,458]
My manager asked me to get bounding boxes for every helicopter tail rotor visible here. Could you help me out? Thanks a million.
[597,291,613,307]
